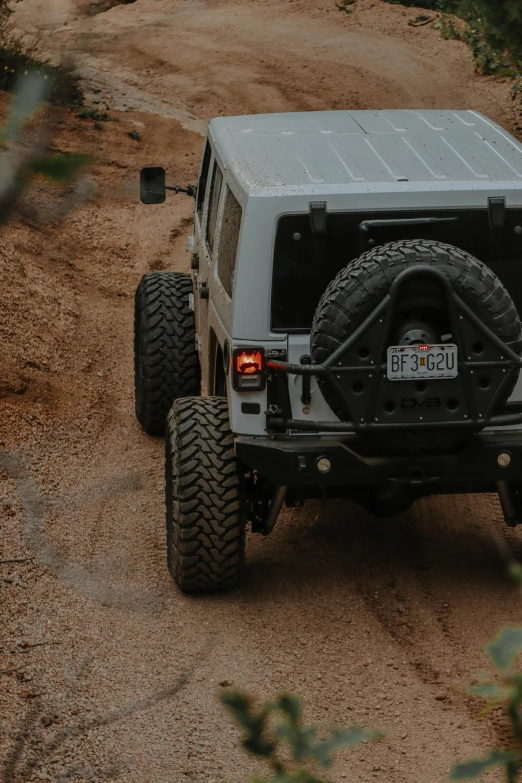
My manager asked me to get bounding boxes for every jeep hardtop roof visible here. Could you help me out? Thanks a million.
[208,109,522,198]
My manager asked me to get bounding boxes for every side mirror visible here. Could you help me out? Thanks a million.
[140,166,166,204]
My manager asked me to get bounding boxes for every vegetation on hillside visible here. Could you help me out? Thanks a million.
[383,0,522,77]
[0,70,91,225]
[0,0,83,108]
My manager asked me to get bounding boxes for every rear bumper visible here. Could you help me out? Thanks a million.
[235,430,522,489]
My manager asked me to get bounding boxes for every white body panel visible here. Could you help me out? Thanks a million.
[188,110,522,436]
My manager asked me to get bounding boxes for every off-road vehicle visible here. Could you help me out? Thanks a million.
[135,109,522,593]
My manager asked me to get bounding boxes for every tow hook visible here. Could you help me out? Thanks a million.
[497,481,522,527]
[263,486,288,535]
[409,468,424,486]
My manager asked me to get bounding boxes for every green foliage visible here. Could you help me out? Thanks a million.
[488,628,522,672]
[128,129,141,141]
[1,68,51,141]
[0,70,91,223]
[450,658,522,781]
[336,0,355,12]
[452,0,522,70]
[449,566,522,782]
[31,152,91,182]
[0,44,54,93]
[0,0,53,93]
[432,14,462,41]
[451,750,519,781]
[222,691,381,783]
[0,0,83,109]
[381,0,441,7]
[78,107,110,122]
[383,0,522,77]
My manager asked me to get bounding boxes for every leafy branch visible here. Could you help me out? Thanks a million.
[222,691,381,783]
[451,565,522,781]
[0,70,91,225]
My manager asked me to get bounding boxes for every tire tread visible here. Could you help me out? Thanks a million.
[134,272,200,435]
[165,397,244,593]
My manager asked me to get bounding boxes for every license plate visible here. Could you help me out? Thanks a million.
[387,344,458,381]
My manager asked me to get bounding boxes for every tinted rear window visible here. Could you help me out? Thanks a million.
[217,188,242,298]
[271,209,522,331]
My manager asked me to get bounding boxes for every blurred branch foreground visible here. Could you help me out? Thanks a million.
[0,70,92,225]
[222,690,381,782]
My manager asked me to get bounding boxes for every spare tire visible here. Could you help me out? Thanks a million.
[311,240,522,421]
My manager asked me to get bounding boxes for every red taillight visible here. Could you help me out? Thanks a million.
[233,348,265,391]
[236,350,263,374]
[418,344,430,351]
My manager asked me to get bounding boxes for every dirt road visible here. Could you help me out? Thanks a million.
[2,1,522,780]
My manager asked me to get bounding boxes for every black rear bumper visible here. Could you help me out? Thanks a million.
[235,430,522,491]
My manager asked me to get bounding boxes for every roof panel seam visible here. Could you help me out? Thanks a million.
[364,138,406,181]
[401,137,447,180]
[326,139,366,182]
[468,111,522,156]
[440,136,489,179]
[481,139,522,178]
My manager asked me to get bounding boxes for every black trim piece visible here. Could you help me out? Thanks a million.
[310,202,328,234]
[359,217,458,252]
[236,431,522,488]
[241,402,261,415]
[489,197,506,229]
[300,355,312,405]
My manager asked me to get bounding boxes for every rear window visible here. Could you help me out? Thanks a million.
[271,208,522,331]
[217,188,242,298]
[206,161,223,253]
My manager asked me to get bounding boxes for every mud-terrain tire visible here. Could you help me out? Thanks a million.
[311,240,522,420]
[134,272,200,436]
[165,397,245,593]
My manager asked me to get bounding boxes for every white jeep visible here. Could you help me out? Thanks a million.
[135,109,522,592]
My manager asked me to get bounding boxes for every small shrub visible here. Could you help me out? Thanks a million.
[0,71,91,225]
[0,0,83,108]
[337,0,355,12]
[384,0,522,76]
[127,129,141,141]
[432,14,462,41]
[0,38,54,93]
[77,107,110,122]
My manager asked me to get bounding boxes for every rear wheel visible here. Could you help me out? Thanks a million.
[134,272,200,436]
[165,397,245,593]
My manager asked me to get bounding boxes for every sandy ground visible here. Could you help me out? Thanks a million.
[2,0,522,781]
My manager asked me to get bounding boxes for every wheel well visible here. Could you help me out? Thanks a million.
[209,329,226,396]
[215,342,226,396]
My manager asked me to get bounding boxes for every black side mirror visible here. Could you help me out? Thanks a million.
[140,166,166,204]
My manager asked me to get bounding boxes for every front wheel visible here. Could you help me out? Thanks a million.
[134,272,200,436]
[165,397,245,593]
